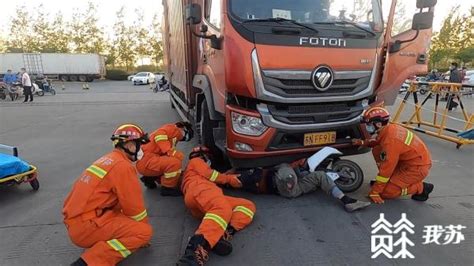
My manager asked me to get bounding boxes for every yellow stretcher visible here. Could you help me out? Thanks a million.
[0,144,39,190]
[392,81,474,149]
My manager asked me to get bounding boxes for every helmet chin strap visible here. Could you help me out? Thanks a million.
[118,141,140,161]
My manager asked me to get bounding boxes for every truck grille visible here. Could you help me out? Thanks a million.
[261,70,371,98]
[267,102,364,125]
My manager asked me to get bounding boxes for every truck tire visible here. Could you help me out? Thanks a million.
[79,75,87,82]
[86,77,94,82]
[69,75,78,82]
[200,99,219,154]
[60,75,69,82]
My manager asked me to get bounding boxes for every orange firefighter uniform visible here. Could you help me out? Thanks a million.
[369,124,432,200]
[63,149,152,266]
[181,158,256,248]
[136,124,184,188]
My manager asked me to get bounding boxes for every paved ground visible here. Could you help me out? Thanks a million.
[0,81,472,266]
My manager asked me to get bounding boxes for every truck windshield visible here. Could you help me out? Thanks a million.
[230,0,383,33]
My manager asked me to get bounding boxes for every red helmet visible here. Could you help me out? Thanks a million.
[362,107,390,124]
[189,146,211,160]
[111,124,149,145]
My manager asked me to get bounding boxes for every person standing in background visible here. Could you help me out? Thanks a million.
[20,68,33,102]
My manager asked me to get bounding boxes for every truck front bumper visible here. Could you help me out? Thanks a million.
[225,104,369,168]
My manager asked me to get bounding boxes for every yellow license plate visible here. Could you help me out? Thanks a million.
[304,131,336,146]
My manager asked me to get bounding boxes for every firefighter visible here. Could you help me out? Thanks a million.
[353,107,434,203]
[63,124,152,266]
[178,146,256,266]
[136,121,194,196]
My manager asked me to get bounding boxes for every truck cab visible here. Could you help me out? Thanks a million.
[163,0,436,167]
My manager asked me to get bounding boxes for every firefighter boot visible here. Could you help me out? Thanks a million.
[71,257,87,266]
[140,176,158,189]
[411,182,434,201]
[177,234,210,266]
[213,226,236,256]
[160,186,183,197]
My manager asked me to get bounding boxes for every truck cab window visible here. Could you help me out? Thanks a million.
[206,0,222,29]
[391,0,416,37]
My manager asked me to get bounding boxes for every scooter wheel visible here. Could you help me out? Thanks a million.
[332,159,364,193]
[0,93,5,100]
[50,89,56,96]
[37,91,45,96]
[29,178,40,191]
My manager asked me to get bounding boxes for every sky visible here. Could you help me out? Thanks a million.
[0,0,470,36]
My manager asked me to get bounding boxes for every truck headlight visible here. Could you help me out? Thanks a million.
[232,112,268,136]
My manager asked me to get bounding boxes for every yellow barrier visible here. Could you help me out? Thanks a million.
[392,81,474,149]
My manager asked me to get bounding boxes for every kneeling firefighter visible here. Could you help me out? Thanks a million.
[353,107,434,204]
[63,124,152,266]
[136,121,193,196]
[178,146,256,266]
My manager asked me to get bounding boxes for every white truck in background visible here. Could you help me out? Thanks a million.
[0,53,106,82]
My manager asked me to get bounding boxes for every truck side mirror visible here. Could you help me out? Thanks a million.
[412,11,434,30]
[185,4,202,25]
[416,0,437,8]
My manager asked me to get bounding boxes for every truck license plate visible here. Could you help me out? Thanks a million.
[304,131,336,146]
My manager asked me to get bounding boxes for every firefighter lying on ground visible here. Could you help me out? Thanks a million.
[352,106,434,204]
[63,124,152,266]
[178,146,256,266]
[236,160,371,212]
[136,121,193,196]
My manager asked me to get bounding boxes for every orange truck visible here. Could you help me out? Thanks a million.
[162,0,437,167]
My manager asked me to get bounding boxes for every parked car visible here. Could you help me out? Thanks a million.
[132,72,155,85]
[127,73,137,81]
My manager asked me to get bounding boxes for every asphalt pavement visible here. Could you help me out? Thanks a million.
[0,81,472,265]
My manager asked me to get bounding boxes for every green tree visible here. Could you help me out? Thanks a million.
[7,6,37,52]
[112,7,138,70]
[429,7,459,69]
[148,13,164,67]
[70,2,106,54]
[46,12,71,53]
[133,9,153,66]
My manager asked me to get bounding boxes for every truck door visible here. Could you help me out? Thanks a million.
[376,0,436,105]
[200,0,226,114]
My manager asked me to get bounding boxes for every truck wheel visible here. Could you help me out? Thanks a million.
[86,77,94,82]
[332,159,364,193]
[69,75,78,82]
[60,75,69,82]
[79,75,87,82]
[200,99,219,155]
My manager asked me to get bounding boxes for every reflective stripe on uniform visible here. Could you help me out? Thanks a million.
[401,188,408,196]
[369,194,381,197]
[172,138,177,148]
[233,206,254,219]
[154,135,168,142]
[164,170,181,179]
[375,175,390,183]
[107,239,131,258]
[86,165,107,179]
[172,150,177,156]
[130,209,147,222]
[209,170,219,182]
[203,213,227,230]
[404,130,414,145]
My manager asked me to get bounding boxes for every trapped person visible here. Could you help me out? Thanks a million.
[136,122,194,196]
[178,146,255,266]
[237,161,370,212]
[63,124,152,266]
[353,107,433,204]
[20,68,33,102]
